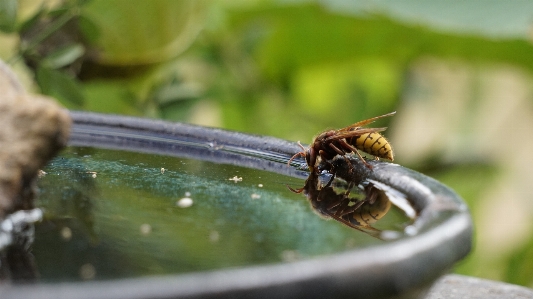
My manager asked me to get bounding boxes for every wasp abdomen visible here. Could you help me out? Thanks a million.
[351,133,394,161]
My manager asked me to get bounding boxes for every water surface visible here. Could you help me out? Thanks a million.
[35,147,412,282]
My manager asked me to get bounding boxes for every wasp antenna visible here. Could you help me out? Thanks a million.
[287,151,304,166]
[287,141,308,167]
[296,141,306,151]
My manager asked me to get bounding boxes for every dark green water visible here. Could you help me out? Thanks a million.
[34,147,411,282]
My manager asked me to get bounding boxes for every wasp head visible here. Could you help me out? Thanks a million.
[306,146,317,172]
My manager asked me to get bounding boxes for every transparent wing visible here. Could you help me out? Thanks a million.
[325,127,387,142]
[336,111,396,133]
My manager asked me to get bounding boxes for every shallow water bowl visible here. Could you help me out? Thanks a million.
[3,112,472,299]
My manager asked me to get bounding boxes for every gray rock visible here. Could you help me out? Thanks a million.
[425,274,533,299]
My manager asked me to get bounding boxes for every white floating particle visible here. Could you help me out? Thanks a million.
[280,250,300,262]
[251,193,261,199]
[209,230,220,242]
[60,227,72,240]
[184,191,191,197]
[79,263,96,280]
[160,168,165,174]
[140,223,152,235]
[228,176,242,183]
[258,184,263,188]
[176,197,193,208]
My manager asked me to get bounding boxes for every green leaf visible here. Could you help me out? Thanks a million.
[36,65,84,108]
[17,5,45,33]
[154,84,201,106]
[79,0,206,64]
[77,14,101,44]
[42,43,85,69]
[82,80,139,115]
[0,0,17,33]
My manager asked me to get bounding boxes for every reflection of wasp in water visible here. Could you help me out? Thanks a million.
[289,172,391,238]
[287,112,395,172]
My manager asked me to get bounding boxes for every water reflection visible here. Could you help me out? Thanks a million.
[290,172,391,238]
[290,161,416,240]
[0,209,43,282]
[39,156,98,242]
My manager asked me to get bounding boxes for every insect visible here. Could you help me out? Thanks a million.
[287,111,395,172]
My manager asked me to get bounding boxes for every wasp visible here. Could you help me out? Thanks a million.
[287,111,396,172]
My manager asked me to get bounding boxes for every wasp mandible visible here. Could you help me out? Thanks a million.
[287,111,396,172]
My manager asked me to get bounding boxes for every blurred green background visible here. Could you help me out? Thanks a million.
[2,0,533,288]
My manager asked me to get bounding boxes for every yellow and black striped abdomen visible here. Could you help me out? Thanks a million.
[352,132,394,161]
[349,191,391,226]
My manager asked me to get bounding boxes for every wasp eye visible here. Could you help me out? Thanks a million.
[307,149,316,166]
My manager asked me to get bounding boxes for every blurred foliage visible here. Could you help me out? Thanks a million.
[2,0,533,288]
[3,1,533,138]
[428,163,501,277]
[506,237,533,286]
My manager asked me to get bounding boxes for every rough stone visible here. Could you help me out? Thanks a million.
[425,274,533,299]
[0,60,71,218]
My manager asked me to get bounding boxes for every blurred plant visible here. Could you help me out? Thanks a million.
[1,0,206,114]
[3,0,87,107]
[506,237,533,287]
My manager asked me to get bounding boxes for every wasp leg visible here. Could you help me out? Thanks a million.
[334,197,352,217]
[326,197,343,211]
[287,185,305,193]
[326,142,357,173]
[338,200,366,217]
[364,185,379,205]
[343,180,355,197]
[327,142,347,156]
[338,139,373,169]
[334,180,358,216]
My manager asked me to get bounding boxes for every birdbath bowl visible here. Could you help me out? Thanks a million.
[2,112,472,299]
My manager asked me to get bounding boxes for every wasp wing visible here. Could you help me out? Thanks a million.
[326,212,383,239]
[338,111,396,132]
[325,127,387,142]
